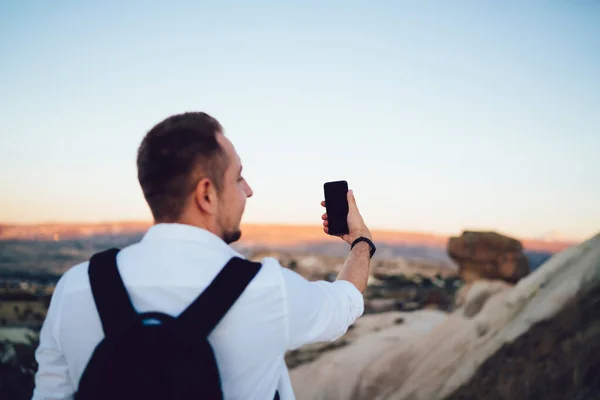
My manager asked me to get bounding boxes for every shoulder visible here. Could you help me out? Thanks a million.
[54,260,91,296]
[241,256,288,294]
[256,256,284,273]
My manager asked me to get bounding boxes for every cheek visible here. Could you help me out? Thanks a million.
[226,185,245,209]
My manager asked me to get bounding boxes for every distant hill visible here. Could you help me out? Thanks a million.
[0,222,576,253]
[0,222,572,280]
[0,222,151,241]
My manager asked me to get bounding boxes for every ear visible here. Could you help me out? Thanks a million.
[194,178,219,215]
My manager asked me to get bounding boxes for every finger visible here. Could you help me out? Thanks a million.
[323,220,329,227]
[321,213,327,220]
[347,189,358,212]
[321,200,326,207]
[323,226,329,234]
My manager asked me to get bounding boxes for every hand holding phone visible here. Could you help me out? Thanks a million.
[323,180,349,235]
[322,181,372,244]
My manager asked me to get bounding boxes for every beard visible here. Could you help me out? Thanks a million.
[217,203,244,244]
[222,229,242,244]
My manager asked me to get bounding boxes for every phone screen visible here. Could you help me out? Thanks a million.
[323,180,349,235]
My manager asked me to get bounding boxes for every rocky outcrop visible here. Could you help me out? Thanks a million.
[289,310,449,399]
[454,279,513,318]
[448,231,530,283]
[291,233,600,400]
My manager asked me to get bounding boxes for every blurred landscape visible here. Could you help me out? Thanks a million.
[2,221,592,400]
[0,221,569,279]
[2,1,599,398]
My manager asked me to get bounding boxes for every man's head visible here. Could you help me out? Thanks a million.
[136,112,253,244]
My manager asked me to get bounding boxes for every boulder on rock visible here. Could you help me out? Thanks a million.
[448,231,530,283]
[362,232,600,400]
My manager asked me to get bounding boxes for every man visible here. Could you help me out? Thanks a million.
[32,112,375,399]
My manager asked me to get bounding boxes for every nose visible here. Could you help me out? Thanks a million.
[245,181,253,198]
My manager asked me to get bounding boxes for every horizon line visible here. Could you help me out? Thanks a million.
[0,218,583,245]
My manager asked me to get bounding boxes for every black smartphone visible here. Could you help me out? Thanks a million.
[323,180,349,235]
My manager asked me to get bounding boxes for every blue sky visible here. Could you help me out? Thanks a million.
[1,1,599,241]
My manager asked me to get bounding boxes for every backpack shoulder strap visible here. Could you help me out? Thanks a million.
[176,257,262,337]
[88,248,138,336]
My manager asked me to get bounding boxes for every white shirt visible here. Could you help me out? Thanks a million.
[32,223,364,400]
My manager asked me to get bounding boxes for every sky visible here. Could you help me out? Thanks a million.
[1,1,599,241]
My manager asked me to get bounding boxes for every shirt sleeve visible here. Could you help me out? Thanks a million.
[279,265,364,351]
[32,274,76,400]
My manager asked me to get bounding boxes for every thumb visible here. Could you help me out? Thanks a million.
[347,189,358,212]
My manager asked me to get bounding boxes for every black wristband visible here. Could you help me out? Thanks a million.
[350,237,376,259]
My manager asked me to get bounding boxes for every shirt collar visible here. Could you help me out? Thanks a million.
[141,223,241,257]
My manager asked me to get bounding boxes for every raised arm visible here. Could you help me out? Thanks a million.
[282,266,364,350]
[322,189,373,293]
[284,189,374,350]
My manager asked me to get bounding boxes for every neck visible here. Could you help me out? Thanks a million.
[156,211,222,239]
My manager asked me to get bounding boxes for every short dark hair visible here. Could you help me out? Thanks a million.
[136,112,228,222]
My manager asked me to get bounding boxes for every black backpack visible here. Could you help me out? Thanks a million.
[75,248,280,400]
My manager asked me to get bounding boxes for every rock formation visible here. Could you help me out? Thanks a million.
[456,279,513,318]
[448,231,530,283]
[290,310,449,399]
[290,232,600,400]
